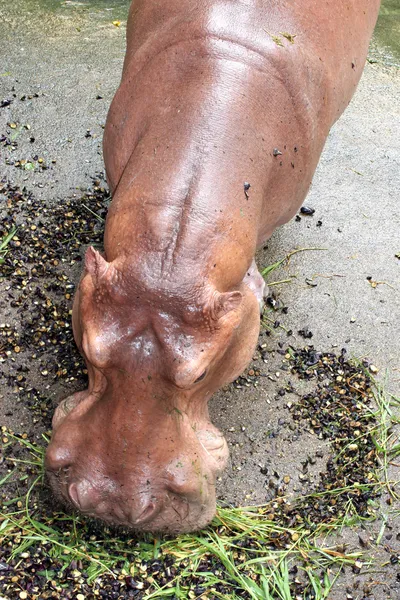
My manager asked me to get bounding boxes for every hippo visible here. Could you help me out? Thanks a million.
[45,0,381,533]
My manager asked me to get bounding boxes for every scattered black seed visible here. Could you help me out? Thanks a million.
[300,206,315,216]
[273,148,282,156]
[295,215,301,222]
[0,178,388,598]
[266,295,284,311]
[0,178,110,423]
[0,99,13,108]
[298,327,313,339]
[279,345,380,527]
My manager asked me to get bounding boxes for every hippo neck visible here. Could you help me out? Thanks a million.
[103,2,335,289]
[104,125,274,292]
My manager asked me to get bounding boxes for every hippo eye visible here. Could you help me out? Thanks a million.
[194,370,207,384]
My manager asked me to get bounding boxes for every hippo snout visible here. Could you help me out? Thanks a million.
[67,480,160,527]
[46,472,215,532]
[45,445,218,533]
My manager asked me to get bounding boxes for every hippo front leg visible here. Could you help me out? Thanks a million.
[243,259,269,314]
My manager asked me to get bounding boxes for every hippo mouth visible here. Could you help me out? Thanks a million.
[66,479,165,527]
[46,467,216,533]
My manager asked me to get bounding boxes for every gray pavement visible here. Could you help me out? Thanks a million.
[0,1,399,597]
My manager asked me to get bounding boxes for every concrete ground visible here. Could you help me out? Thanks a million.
[0,1,399,598]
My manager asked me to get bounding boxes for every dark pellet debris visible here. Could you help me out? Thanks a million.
[300,206,315,216]
[298,327,313,339]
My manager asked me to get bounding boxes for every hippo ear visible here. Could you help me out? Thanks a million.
[211,291,242,320]
[85,246,110,285]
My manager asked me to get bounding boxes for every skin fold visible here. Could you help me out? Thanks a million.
[45,0,381,534]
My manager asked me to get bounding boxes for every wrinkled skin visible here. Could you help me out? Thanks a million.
[46,0,380,533]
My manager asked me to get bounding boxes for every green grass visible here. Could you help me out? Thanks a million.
[0,376,398,599]
[0,481,358,598]
[0,431,359,596]
[260,247,327,281]
[81,202,106,223]
[0,225,17,264]
[367,375,400,501]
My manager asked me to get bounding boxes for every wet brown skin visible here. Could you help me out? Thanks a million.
[45,0,381,533]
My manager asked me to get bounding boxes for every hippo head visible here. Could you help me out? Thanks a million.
[45,247,260,533]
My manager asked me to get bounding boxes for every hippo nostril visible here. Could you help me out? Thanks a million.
[69,482,161,525]
[68,482,81,509]
[67,480,101,512]
[131,501,159,526]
